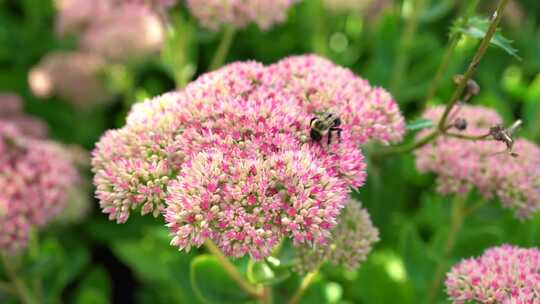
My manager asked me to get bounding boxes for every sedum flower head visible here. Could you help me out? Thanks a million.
[92,93,185,223]
[0,121,79,253]
[92,56,402,259]
[264,55,406,145]
[415,105,540,219]
[186,0,299,31]
[80,4,165,62]
[28,51,112,109]
[446,245,540,304]
[294,200,379,273]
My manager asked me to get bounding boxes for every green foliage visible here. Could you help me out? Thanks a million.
[406,118,434,131]
[452,16,520,59]
[1,0,540,303]
[190,255,252,304]
[72,267,111,304]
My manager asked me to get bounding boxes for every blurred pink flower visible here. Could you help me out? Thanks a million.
[186,0,300,31]
[28,51,113,109]
[80,4,165,62]
[0,93,48,139]
[92,56,403,258]
[294,200,379,273]
[55,0,112,37]
[0,121,79,254]
[113,0,177,9]
[415,105,540,219]
[446,245,540,304]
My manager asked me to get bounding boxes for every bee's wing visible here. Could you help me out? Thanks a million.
[507,119,522,135]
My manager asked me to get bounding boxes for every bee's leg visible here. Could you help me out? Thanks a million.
[327,130,332,145]
[330,127,342,143]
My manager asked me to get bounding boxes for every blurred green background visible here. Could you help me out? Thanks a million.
[1,0,540,303]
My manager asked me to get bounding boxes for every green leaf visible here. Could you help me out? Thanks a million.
[190,255,253,304]
[72,267,111,304]
[452,17,520,59]
[406,118,434,131]
[161,12,198,87]
[112,227,199,303]
[247,260,290,286]
[349,251,414,304]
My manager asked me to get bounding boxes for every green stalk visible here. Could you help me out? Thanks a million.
[261,286,273,304]
[425,195,467,304]
[288,270,319,304]
[425,0,479,103]
[390,0,428,94]
[209,26,236,71]
[0,254,36,304]
[203,241,262,299]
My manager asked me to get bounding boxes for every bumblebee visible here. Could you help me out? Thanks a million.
[310,113,342,145]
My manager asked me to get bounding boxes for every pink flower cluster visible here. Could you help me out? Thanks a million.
[446,245,540,304]
[186,0,299,30]
[415,105,540,219]
[92,55,404,259]
[294,200,379,273]
[0,120,79,253]
[264,55,406,145]
[0,93,48,139]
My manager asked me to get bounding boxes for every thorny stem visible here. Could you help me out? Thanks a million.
[288,270,319,304]
[390,0,428,94]
[0,253,36,304]
[437,0,510,130]
[375,0,511,159]
[209,25,236,71]
[203,240,262,299]
[426,195,467,304]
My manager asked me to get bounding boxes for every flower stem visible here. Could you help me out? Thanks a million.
[437,0,510,130]
[0,253,37,304]
[288,270,318,304]
[209,25,236,71]
[390,0,428,94]
[203,240,262,299]
[373,130,439,159]
[261,286,273,304]
[425,195,466,304]
[425,0,479,103]
[425,37,459,103]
